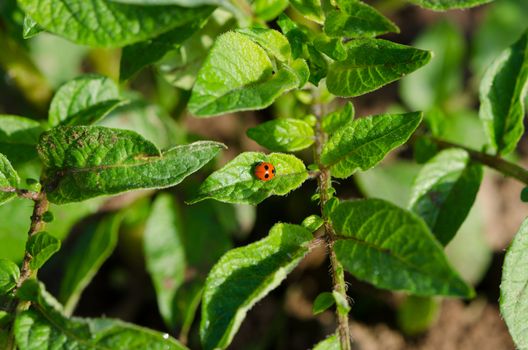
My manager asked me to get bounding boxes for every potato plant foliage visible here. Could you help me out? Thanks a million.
[1,0,528,349]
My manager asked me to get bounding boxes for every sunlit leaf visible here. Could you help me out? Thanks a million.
[324,0,399,38]
[18,0,214,47]
[321,112,422,178]
[331,199,474,297]
[37,126,225,203]
[48,74,123,126]
[188,30,308,116]
[327,39,431,97]
[200,223,313,350]
[190,152,308,205]
[479,30,528,155]
[246,118,314,152]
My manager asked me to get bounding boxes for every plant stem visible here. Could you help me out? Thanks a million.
[313,102,352,350]
[428,137,528,185]
[0,187,40,200]
[16,192,49,289]
[6,191,49,350]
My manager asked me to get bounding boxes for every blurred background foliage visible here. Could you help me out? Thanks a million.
[1,0,527,349]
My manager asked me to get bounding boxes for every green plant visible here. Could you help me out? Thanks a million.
[1,0,528,349]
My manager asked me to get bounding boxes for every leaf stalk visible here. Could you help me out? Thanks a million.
[428,137,528,185]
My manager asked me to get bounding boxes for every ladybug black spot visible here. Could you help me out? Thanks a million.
[265,173,269,178]
[264,165,269,170]
[272,169,276,174]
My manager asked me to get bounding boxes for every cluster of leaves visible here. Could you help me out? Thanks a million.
[1,0,528,349]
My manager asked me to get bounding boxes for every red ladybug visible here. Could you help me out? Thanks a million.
[254,162,276,181]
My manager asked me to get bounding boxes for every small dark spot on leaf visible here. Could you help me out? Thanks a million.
[163,277,175,290]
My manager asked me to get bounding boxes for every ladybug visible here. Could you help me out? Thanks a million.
[254,162,276,181]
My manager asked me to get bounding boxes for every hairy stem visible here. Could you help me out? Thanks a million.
[428,137,528,185]
[313,102,352,350]
[0,187,40,200]
[17,192,49,289]
[6,192,49,350]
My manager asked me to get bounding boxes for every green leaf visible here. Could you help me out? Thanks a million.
[289,0,324,23]
[332,290,350,316]
[408,0,493,11]
[321,112,422,179]
[200,223,313,350]
[471,0,528,77]
[331,199,474,297]
[521,187,528,203]
[0,259,19,294]
[26,232,60,270]
[479,30,528,155]
[108,0,220,4]
[400,20,465,110]
[188,31,308,116]
[15,281,189,350]
[159,9,236,90]
[252,0,289,21]
[22,15,44,39]
[100,100,185,150]
[163,200,235,335]
[326,39,431,97]
[59,214,121,315]
[182,201,234,271]
[408,149,483,245]
[246,118,314,152]
[174,281,203,342]
[0,153,20,206]
[313,34,347,61]
[397,296,439,336]
[313,334,339,350]
[37,126,225,204]
[144,194,186,329]
[236,28,292,62]
[190,152,308,205]
[0,115,44,164]
[322,102,355,134]
[120,16,210,81]
[302,215,324,232]
[0,196,101,262]
[444,200,492,286]
[312,292,335,315]
[355,161,420,207]
[324,0,399,38]
[18,0,214,47]
[413,136,438,164]
[0,310,10,326]
[49,74,123,127]
[276,14,330,85]
[500,218,528,350]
